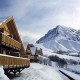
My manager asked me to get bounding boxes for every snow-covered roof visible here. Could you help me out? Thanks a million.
[30,47,36,55]
[0,16,10,25]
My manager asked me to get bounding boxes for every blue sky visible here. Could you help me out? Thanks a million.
[1,0,80,43]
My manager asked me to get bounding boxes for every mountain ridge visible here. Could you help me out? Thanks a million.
[36,25,80,52]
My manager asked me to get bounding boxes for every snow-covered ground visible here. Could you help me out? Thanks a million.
[51,53,80,62]
[34,43,80,64]
[0,66,9,80]
[35,43,79,60]
[66,64,80,74]
[1,43,80,80]
[11,63,69,80]
[60,68,80,80]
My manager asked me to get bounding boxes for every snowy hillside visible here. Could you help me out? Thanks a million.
[31,43,80,61]
[36,25,80,52]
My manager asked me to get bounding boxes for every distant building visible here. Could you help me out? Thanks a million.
[26,44,43,62]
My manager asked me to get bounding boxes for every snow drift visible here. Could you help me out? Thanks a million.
[0,66,9,80]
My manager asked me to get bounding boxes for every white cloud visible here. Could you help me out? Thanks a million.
[1,0,80,43]
[19,30,42,43]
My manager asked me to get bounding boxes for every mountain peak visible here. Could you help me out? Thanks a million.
[36,25,66,43]
[56,25,63,29]
[55,25,70,31]
[36,25,80,52]
[55,25,64,33]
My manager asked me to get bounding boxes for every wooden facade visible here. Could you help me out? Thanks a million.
[0,16,30,75]
[0,16,25,56]
[0,54,30,69]
[0,32,21,51]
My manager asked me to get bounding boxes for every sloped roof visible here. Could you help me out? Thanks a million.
[0,16,25,54]
[0,16,10,24]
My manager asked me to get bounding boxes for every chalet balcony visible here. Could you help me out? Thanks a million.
[0,32,21,51]
[27,55,39,62]
[30,55,39,60]
[0,54,30,69]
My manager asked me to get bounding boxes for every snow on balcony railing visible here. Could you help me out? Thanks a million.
[0,32,21,50]
[0,54,30,67]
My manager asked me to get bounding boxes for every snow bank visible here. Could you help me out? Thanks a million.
[11,63,65,80]
[0,66,9,80]
[51,53,80,61]
[67,65,80,74]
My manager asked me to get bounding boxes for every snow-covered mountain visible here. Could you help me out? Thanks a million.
[36,25,80,52]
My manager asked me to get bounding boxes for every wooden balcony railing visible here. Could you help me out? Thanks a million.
[27,55,39,60]
[0,32,21,51]
[0,54,30,69]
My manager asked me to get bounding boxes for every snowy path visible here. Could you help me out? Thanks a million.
[11,63,69,80]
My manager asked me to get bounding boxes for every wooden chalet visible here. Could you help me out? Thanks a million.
[0,16,30,75]
[26,44,39,62]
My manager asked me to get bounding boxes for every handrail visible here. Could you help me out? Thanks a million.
[0,32,21,44]
[0,54,30,67]
[0,32,21,50]
[0,54,30,60]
